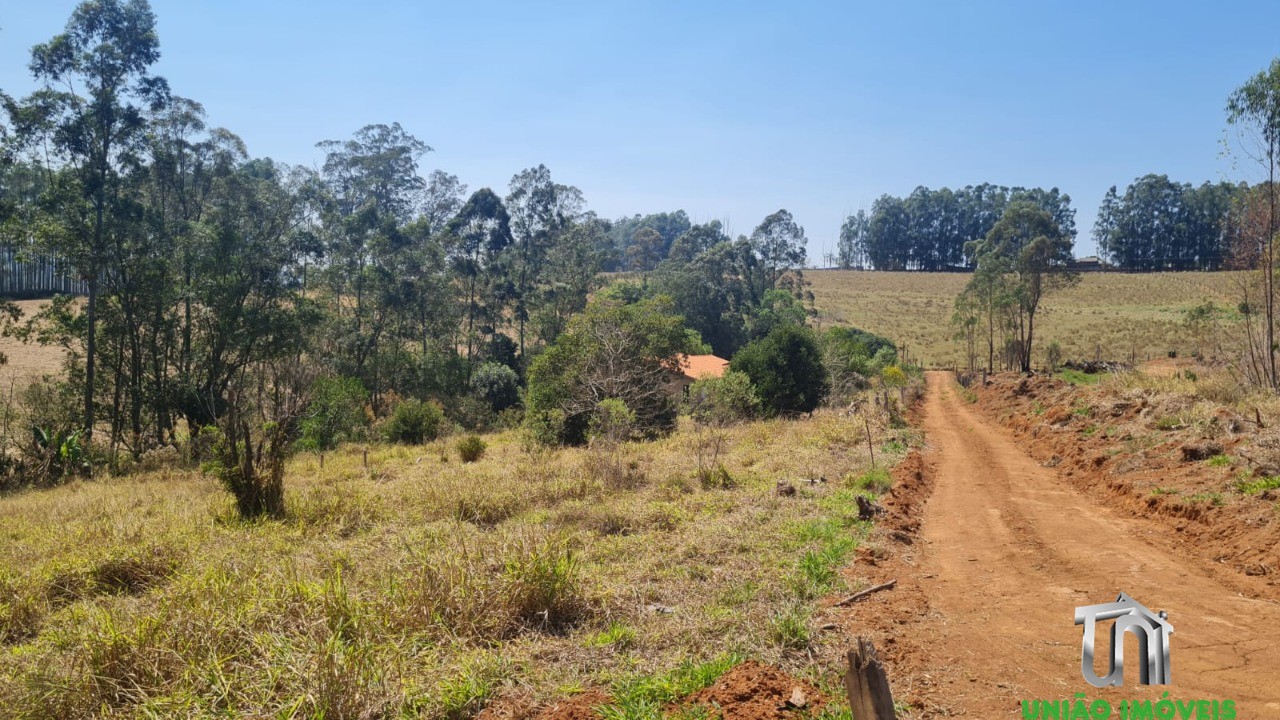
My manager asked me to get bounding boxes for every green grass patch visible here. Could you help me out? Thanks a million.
[1185,492,1225,507]
[1057,369,1102,385]
[1235,475,1280,495]
[1207,454,1232,467]
[601,654,742,718]
[585,622,637,649]
[850,467,892,494]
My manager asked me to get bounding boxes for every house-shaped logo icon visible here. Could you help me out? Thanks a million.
[1073,592,1173,687]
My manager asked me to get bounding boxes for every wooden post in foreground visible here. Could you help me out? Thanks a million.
[864,415,875,468]
[844,637,896,719]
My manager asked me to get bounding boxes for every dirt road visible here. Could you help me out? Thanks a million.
[902,371,1280,716]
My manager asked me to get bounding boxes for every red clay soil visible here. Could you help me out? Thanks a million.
[837,372,1280,718]
[681,661,826,719]
[533,689,613,720]
[973,372,1280,585]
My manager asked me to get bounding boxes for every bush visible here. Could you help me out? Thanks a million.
[456,434,486,463]
[589,398,636,445]
[297,376,368,451]
[822,326,895,401]
[1045,341,1063,372]
[523,409,566,448]
[471,362,520,412]
[730,325,829,416]
[384,398,445,444]
[525,296,695,445]
[881,365,907,388]
[687,370,761,425]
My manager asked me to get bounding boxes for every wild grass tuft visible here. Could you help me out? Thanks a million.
[1235,475,1280,495]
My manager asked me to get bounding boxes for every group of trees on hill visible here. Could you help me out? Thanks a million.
[1093,176,1242,271]
[836,185,1077,270]
[836,178,1246,273]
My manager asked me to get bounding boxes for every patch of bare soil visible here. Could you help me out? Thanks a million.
[533,689,613,720]
[682,661,826,719]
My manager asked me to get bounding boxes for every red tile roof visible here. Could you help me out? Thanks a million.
[678,354,729,380]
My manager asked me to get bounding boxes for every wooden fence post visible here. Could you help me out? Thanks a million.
[844,637,896,719]
[864,415,875,468]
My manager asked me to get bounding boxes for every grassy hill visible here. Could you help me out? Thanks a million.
[808,270,1243,368]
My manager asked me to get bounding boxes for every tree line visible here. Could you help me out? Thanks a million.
[835,185,1077,271]
[1092,175,1242,271]
[835,178,1247,273]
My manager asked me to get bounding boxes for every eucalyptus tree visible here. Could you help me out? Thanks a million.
[1227,59,1280,388]
[533,216,606,345]
[967,202,1077,372]
[9,0,169,439]
[750,209,807,286]
[316,123,429,386]
[505,165,585,356]
[837,210,869,269]
[667,220,728,264]
[445,188,514,369]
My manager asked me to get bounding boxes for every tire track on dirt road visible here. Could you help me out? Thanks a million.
[903,371,1280,716]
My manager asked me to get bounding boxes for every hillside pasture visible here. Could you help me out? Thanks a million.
[808,270,1242,368]
[0,409,909,718]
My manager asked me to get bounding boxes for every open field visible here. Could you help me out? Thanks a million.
[808,270,1242,368]
[0,299,67,389]
[0,409,914,718]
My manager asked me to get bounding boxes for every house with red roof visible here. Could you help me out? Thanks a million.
[669,354,730,396]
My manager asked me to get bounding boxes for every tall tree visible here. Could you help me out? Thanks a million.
[505,165,584,356]
[837,209,868,269]
[10,0,169,439]
[445,188,513,370]
[751,209,806,286]
[1228,58,1280,388]
[316,123,429,392]
[969,202,1078,372]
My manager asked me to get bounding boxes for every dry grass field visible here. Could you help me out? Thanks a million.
[808,270,1242,368]
[0,407,915,718]
[0,299,68,389]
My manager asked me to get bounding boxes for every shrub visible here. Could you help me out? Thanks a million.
[383,398,445,444]
[687,370,761,425]
[589,398,637,445]
[523,409,566,449]
[881,365,907,388]
[526,296,695,444]
[822,326,895,401]
[730,324,829,416]
[471,362,520,412]
[1046,341,1063,372]
[298,376,368,451]
[456,434,486,463]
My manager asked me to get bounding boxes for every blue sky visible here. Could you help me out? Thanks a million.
[3,1,1278,260]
